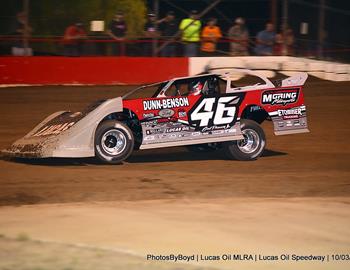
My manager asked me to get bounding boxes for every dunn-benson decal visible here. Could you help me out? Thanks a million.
[143,97,189,110]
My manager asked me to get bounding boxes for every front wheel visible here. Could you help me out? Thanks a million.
[94,120,134,164]
[223,119,266,161]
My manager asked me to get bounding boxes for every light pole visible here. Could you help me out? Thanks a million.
[282,0,289,55]
[23,0,30,54]
[318,0,325,58]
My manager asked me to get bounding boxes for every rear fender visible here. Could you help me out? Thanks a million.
[240,105,269,124]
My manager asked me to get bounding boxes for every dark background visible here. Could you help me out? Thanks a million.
[0,0,349,60]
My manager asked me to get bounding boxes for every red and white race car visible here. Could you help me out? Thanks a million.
[3,69,309,163]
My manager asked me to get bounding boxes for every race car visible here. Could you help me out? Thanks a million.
[2,69,309,164]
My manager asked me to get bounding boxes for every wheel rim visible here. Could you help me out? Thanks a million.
[237,128,260,154]
[101,129,127,156]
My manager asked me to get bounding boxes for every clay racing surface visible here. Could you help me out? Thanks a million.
[0,79,349,269]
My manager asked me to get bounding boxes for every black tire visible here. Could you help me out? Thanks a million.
[94,120,134,164]
[223,119,266,161]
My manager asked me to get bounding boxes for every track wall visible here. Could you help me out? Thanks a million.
[0,57,189,85]
[0,56,349,85]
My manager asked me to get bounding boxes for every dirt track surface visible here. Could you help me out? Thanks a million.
[0,80,349,205]
[0,79,349,270]
[0,235,216,270]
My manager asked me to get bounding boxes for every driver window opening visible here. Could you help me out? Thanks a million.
[164,76,222,97]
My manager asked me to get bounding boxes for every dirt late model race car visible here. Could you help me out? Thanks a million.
[3,69,309,164]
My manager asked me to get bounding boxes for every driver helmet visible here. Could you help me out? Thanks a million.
[190,81,203,96]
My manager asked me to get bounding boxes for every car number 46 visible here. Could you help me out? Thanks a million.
[189,96,240,128]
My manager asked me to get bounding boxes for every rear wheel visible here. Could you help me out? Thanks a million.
[224,119,266,161]
[94,120,134,164]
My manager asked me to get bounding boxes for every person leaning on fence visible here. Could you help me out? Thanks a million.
[107,12,127,56]
[254,22,275,56]
[274,27,295,56]
[227,17,249,56]
[11,11,33,56]
[143,13,160,56]
[63,22,87,57]
[158,11,178,57]
[179,10,201,57]
[200,18,222,56]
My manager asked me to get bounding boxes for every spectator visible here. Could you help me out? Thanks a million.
[227,17,249,56]
[200,18,222,56]
[274,33,284,55]
[11,11,33,56]
[107,12,127,56]
[179,10,201,57]
[158,11,178,57]
[254,22,275,56]
[285,28,295,56]
[274,28,295,56]
[63,22,87,56]
[143,13,160,56]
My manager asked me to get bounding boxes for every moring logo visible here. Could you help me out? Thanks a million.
[262,89,299,106]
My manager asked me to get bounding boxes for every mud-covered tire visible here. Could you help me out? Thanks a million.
[94,120,134,164]
[223,119,266,161]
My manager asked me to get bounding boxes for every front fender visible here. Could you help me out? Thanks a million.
[2,97,123,158]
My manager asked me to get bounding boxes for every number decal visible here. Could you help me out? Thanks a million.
[214,96,237,125]
[189,95,242,130]
[190,98,215,127]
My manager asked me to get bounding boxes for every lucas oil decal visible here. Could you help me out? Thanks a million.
[143,97,189,110]
[262,89,299,106]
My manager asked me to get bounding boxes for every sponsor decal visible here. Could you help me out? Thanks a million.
[143,113,155,118]
[202,124,231,133]
[213,130,225,135]
[178,109,187,118]
[146,128,163,135]
[145,126,190,135]
[143,120,158,127]
[165,126,190,133]
[144,135,155,141]
[262,89,299,106]
[278,108,302,119]
[286,121,293,127]
[294,120,301,126]
[33,122,75,137]
[143,97,189,110]
[226,128,236,133]
[250,105,262,112]
[159,108,175,118]
[178,133,191,138]
[157,118,175,123]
